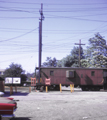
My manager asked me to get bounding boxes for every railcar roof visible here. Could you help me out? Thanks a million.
[36,67,107,70]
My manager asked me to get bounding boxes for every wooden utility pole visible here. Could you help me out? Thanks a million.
[75,40,85,67]
[38,3,44,84]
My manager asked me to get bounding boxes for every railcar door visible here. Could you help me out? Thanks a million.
[103,71,107,90]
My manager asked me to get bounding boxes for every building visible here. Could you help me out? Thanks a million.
[0,69,5,75]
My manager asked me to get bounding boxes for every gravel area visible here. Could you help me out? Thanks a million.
[2,87,107,120]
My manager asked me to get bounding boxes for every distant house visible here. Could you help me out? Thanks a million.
[0,69,5,75]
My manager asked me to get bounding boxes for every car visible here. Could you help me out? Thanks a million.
[0,97,17,120]
[0,92,4,97]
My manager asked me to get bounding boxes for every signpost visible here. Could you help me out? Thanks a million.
[5,77,21,94]
[45,78,51,92]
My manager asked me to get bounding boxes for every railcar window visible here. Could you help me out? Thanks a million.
[69,71,74,77]
[50,71,54,76]
[91,71,95,76]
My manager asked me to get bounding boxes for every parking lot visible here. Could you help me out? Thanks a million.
[2,87,107,120]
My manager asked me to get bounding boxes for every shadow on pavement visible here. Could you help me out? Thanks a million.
[3,91,29,97]
[10,117,32,120]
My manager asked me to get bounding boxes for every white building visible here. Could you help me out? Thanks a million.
[0,69,5,75]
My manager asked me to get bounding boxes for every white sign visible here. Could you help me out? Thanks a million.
[5,77,12,84]
[13,77,21,84]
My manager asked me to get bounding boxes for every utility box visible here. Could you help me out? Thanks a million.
[66,70,74,78]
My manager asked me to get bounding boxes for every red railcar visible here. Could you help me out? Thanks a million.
[36,67,107,91]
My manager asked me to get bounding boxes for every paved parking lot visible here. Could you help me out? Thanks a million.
[2,87,107,120]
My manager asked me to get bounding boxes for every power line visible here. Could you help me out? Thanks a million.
[0,16,38,19]
[0,1,107,5]
[0,28,38,42]
[0,6,38,14]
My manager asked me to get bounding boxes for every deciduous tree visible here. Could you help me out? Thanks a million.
[81,33,107,68]
[4,63,24,77]
[42,57,57,67]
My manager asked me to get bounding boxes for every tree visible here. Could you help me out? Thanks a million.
[4,63,24,77]
[88,32,107,56]
[26,72,35,81]
[42,57,57,67]
[20,74,27,85]
[82,33,107,68]
[4,63,26,86]
[71,46,85,67]
[57,46,85,67]
[57,55,74,67]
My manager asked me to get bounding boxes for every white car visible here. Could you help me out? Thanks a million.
[0,92,4,97]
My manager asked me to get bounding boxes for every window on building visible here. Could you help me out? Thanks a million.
[91,71,95,76]
[50,71,54,76]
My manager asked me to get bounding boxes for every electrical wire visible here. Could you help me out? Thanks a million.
[0,1,107,56]
[0,28,38,42]
[0,1,107,5]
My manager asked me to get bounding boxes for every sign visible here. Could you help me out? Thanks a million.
[5,77,21,84]
[5,77,12,84]
[31,78,36,86]
[13,77,21,84]
[45,78,51,85]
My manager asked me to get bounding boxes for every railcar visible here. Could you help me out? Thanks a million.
[36,67,107,91]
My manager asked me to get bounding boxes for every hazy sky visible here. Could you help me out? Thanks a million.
[0,0,107,73]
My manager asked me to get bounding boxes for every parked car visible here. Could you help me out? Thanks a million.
[0,92,4,97]
[0,97,17,120]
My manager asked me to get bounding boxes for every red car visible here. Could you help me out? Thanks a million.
[0,97,17,120]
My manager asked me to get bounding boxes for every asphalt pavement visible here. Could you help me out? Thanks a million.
[2,87,107,120]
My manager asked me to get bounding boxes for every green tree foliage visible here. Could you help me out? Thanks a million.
[57,55,74,67]
[81,33,107,68]
[71,46,84,67]
[26,72,35,81]
[20,74,27,85]
[57,46,84,67]
[4,63,24,77]
[88,33,107,56]
[4,63,27,86]
[42,57,57,67]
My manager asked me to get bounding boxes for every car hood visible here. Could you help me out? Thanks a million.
[0,97,15,104]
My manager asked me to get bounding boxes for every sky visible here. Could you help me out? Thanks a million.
[0,0,107,73]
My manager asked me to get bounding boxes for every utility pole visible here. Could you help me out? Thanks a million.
[38,3,44,84]
[75,40,85,67]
